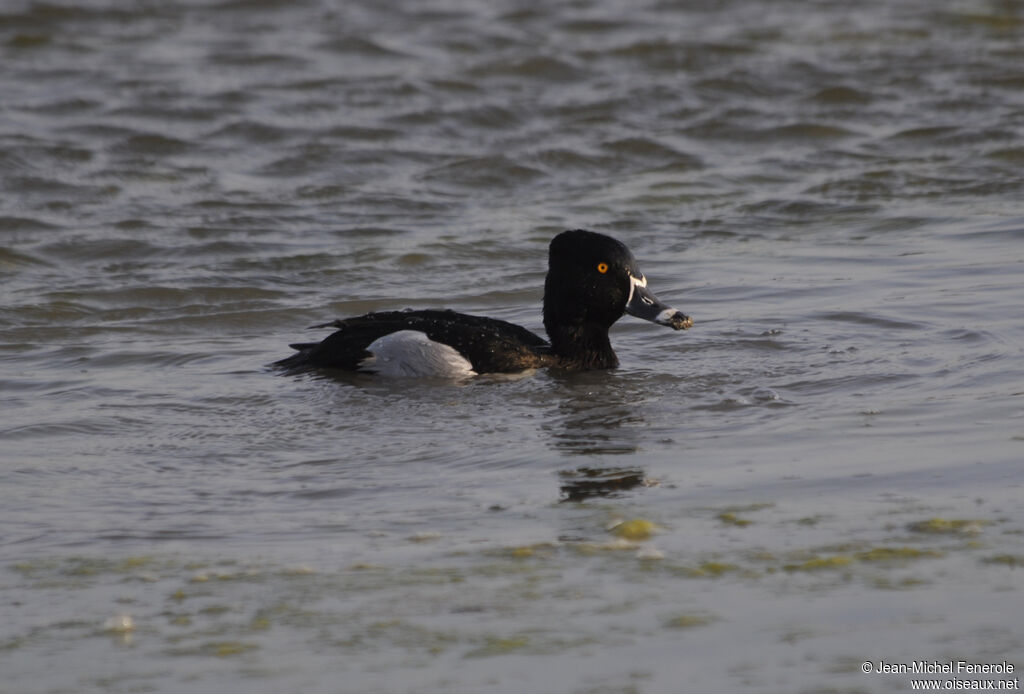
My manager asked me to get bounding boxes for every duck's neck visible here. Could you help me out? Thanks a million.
[545,321,619,370]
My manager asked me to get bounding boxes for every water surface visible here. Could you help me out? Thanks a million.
[2,1,1023,692]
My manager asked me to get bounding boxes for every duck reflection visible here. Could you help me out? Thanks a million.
[542,371,659,501]
[558,465,654,502]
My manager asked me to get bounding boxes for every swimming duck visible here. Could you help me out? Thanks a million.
[274,229,692,376]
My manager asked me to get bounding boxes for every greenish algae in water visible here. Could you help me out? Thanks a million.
[664,614,717,629]
[249,615,272,631]
[609,518,657,541]
[491,542,559,559]
[855,547,944,562]
[795,515,826,526]
[717,512,752,527]
[782,543,947,572]
[906,518,987,535]
[464,635,531,658]
[7,34,53,49]
[167,640,261,658]
[723,503,775,513]
[982,554,1024,567]
[698,561,741,577]
[11,555,162,586]
[356,619,460,657]
[668,561,742,578]
[783,555,853,572]
[710,504,774,528]
[871,576,931,590]
[208,641,259,658]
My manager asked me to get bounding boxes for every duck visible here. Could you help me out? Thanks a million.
[273,229,692,377]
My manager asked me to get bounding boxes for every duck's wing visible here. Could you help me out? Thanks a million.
[273,309,551,374]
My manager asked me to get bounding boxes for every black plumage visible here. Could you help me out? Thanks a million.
[273,229,692,375]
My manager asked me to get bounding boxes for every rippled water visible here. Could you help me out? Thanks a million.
[3,1,1024,692]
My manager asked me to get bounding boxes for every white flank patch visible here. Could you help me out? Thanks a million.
[359,330,477,378]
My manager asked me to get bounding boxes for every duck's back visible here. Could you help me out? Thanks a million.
[274,309,552,375]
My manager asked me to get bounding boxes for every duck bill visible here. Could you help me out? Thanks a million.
[625,274,693,330]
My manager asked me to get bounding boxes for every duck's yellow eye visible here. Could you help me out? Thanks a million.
[597,262,608,274]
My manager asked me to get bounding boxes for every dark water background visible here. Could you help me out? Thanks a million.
[2,1,1023,692]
